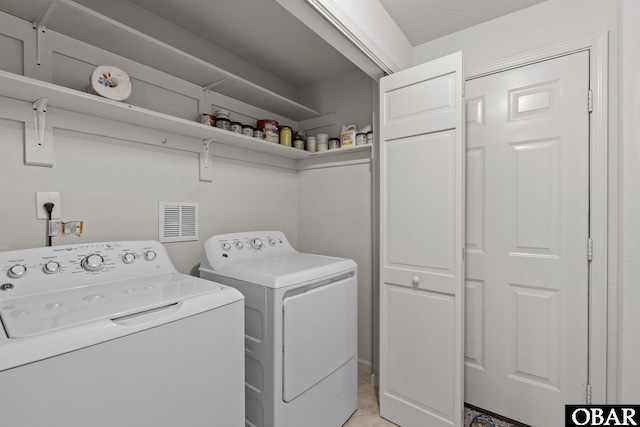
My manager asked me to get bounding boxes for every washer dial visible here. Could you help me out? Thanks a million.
[8,264,27,278]
[43,261,61,274]
[250,238,263,250]
[122,253,136,264]
[81,254,104,272]
[144,251,157,261]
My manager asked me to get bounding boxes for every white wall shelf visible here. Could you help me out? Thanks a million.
[0,70,371,162]
[0,0,321,121]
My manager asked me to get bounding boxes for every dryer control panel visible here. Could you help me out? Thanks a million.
[201,231,296,270]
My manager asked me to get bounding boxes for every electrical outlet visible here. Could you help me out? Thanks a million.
[36,192,61,220]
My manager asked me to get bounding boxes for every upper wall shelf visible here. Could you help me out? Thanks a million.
[0,0,321,121]
[0,69,371,161]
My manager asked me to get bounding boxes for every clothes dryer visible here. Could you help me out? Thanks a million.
[200,231,358,427]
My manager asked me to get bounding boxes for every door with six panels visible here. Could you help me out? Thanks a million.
[464,51,590,426]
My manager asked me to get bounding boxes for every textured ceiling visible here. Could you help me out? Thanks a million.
[378,0,548,46]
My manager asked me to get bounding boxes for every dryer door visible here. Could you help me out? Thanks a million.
[282,272,357,402]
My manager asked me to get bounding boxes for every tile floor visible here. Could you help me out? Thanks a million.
[344,371,522,427]
[343,371,398,427]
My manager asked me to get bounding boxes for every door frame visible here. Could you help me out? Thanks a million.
[465,31,610,405]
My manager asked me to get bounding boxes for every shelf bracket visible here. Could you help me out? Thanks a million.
[201,79,228,115]
[32,1,57,66]
[25,97,54,167]
[199,138,216,182]
[33,97,48,145]
[203,79,229,91]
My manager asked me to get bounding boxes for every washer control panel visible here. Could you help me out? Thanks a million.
[0,241,174,299]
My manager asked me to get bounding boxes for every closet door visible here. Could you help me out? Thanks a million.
[379,52,465,427]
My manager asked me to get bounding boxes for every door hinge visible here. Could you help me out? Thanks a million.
[587,238,593,262]
[586,383,592,405]
[588,89,593,113]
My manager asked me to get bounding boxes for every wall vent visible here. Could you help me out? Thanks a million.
[159,202,198,243]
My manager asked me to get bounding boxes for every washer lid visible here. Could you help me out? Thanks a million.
[206,253,356,288]
[0,273,223,338]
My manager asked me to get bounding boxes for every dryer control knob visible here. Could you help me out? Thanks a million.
[235,241,244,250]
[43,261,61,274]
[222,243,232,251]
[268,238,276,246]
[81,254,104,272]
[250,238,263,250]
[144,251,157,261]
[8,264,27,278]
[122,253,136,264]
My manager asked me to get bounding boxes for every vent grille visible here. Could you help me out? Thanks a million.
[159,202,198,243]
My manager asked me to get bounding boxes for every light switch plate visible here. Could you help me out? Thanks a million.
[36,192,61,219]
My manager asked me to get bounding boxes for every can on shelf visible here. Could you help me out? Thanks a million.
[200,114,214,126]
[316,134,329,152]
[356,133,367,145]
[215,109,230,120]
[279,126,292,147]
[329,138,340,150]
[230,121,243,134]
[215,117,230,131]
[257,119,279,143]
[306,136,317,152]
[242,125,254,136]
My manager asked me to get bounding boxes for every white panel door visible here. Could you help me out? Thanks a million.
[464,51,589,426]
[379,52,465,427]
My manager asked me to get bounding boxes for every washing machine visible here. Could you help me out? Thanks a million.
[199,231,358,427]
[0,240,244,427]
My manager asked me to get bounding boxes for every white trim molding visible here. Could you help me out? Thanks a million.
[301,0,413,75]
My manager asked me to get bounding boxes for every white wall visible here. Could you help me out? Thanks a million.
[412,0,617,71]
[297,69,375,370]
[297,163,372,370]
[410,0,632,402]
[0,119,298,275]
[619,0,640,403]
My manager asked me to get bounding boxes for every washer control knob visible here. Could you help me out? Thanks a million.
[122,253,136,264]
[81,254,104,272]
[222,243,232,251]
[43,261,61,274]
[235,241,244,250]
[7,264,27,278]
[250,238,263,250]
[268,238,276,246]
[144,251,157,261]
